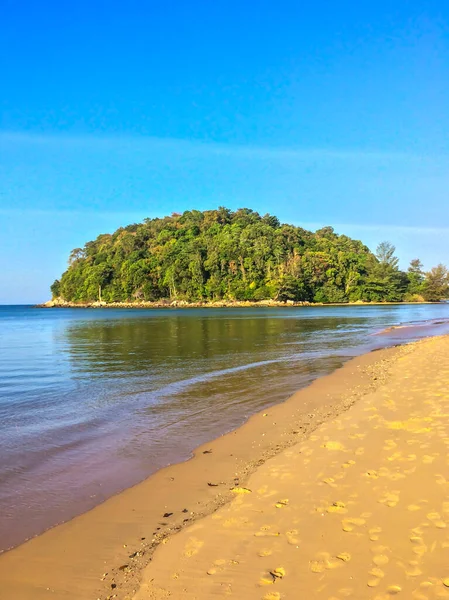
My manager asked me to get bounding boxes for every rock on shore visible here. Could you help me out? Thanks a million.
[37,297,311,309]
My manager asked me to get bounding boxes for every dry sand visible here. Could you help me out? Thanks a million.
[133,335,449,600]
[0,336,446,599]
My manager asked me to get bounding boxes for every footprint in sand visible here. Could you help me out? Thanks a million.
[259,567,285,587]
[255,525,280,538]
[263,593,281,600]
[378,491,400,508]
[387,585,402,594]
[207,558,234,576]
[370,565,385,579]
[310,552,343,572]
[336,552,351,562]
[327,501,348,515]
[422,454,437,464]
[341,517,366,532]
[322,477,337,487]
[310,560,326,573]
[322,441,346,451]
[372,553,389,566]
[183,537,204,558]
[271,567,285,579]
[369,526,382,541]
[405,561,422,577]
[285,529,300,545]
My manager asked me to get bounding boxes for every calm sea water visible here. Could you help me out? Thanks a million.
[1,304,449,551]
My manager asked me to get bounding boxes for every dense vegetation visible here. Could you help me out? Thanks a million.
[51,208,449,304]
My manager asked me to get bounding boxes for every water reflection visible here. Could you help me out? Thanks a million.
[2,304,449,551]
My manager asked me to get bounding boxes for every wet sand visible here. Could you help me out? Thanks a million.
[0,336,443,599]
[133,335,449,600]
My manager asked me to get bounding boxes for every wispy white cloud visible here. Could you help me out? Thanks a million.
[1,130,444,163]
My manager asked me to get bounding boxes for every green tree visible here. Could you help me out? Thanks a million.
[361,242,406,302]
[422,265,449,301]
[407,259,425,296]
[376,241,399,274]
[50,279,61,298]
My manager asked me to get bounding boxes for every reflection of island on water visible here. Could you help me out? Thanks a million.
[62,307,449,423]
[57,308,367,498]
[60,306,449,476]
[62,309,361,412]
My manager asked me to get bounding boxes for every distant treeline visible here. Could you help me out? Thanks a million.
[51,208,449,304]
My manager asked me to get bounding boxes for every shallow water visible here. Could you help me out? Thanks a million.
[1,304,449,551]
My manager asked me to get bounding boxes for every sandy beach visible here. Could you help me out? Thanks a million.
[134,335,449,600]
[1,334,448,599]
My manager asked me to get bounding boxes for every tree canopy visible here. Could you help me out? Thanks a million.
[51,208,448,304]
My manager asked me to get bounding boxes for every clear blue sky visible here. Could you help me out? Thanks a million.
[1,0,448,303]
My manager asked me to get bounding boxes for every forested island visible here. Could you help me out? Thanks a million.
[50,208,448,305]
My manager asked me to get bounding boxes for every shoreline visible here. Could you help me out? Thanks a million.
[0,337,421,599]
[36,298,437,309]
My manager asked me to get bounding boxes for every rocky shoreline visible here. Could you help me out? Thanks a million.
[36,298,428,309]
[37,298,313,309]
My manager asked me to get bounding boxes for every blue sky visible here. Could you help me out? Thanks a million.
[1,1,448,303]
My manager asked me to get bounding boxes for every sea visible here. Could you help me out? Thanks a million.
[1,303,449,552]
